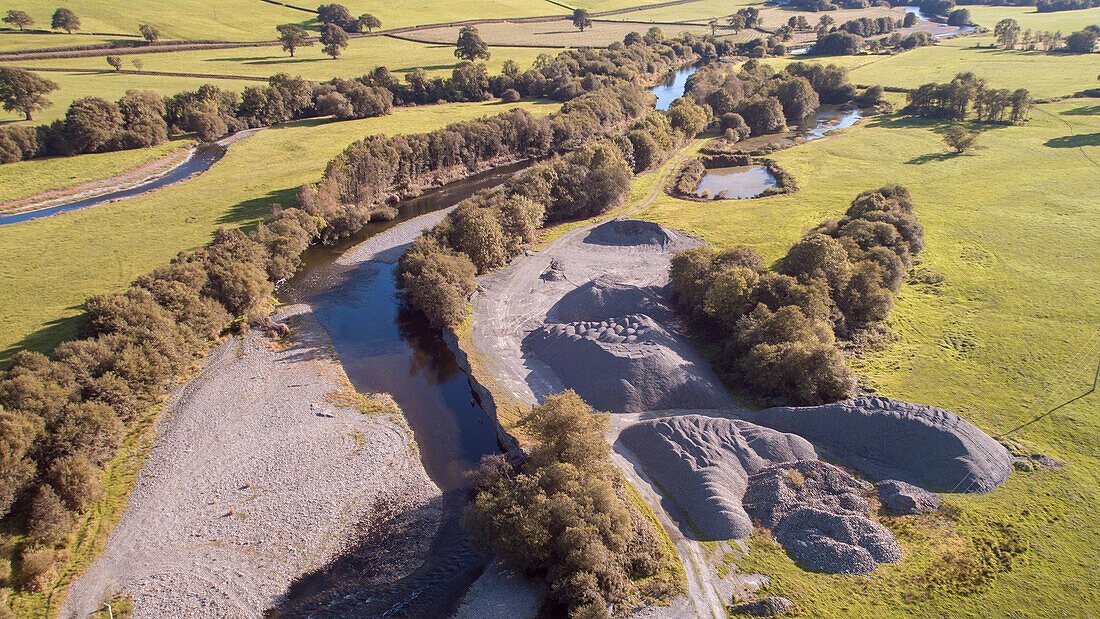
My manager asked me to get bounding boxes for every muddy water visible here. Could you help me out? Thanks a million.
[273,160,531,616]
[695,165,777,199]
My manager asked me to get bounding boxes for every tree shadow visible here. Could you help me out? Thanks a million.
[0,310,83,368]
[391,63,460,73]
[1045,133,1100,148]
[1062,105,1100,116]
[216,187,299,228]
[906,151,963,164]
[243,57,328,66]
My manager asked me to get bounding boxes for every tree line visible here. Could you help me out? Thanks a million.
[994,18,1098,53]
[904,72,1032,123]
[670,185,924,406]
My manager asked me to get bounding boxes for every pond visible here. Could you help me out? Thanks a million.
[694,165,778,199]
[800,105,863,140]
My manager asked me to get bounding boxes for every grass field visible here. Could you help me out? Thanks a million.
[0,98,560,364]
[0,136,191,204]
[15,37,546,83]
[0,32,139,52]
[401,19,709,47]
[965,5,1100,31]
[635,98,1100,616]
[597,0,763,23]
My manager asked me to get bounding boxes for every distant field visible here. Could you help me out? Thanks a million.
[597,0,763,23]
[0,32,138,52]
[0,136,190,204]
[398,19,707,47]
[0,99,561,363]
[15,37,545,83]
[637,98,1100,616]
[966,5,1100,31]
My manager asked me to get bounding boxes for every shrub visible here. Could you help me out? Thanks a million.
[49,454,104,512]
[18,546,56,591]
[0,407,42,518]
[27,485,72,546]
[397,237,478,327]
[500,88,521,103]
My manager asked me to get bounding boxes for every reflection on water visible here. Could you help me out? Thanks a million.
[694,165,777,199]
[649,64,699,111]
[800,105,863,140]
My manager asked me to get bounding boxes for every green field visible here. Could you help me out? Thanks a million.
[0,98,560,363]
[0,32,139,52]
[966,5,1100,31]
[15,37,545,83]
[0,135,190,204]
[636,97,1100,616]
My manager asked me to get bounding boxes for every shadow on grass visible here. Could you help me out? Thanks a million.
[0,311,83,368]
[217,186,298,228]
[907,151,964,164]
[1045,133,1100,148]
[243,57,330,66]
[391,63,459,73]
[1062,105,1100,116]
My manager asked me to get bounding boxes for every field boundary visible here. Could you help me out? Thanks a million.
[11,66,268,81]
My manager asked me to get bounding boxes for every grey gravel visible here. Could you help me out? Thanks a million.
[60,305,441,618]
[729,596,795,617]
[877,479,940,515]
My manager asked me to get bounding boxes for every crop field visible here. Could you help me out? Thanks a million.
[0,136,190,204]
[0,98,560,363]
[636,96,1100,616]
[12,37,546,83]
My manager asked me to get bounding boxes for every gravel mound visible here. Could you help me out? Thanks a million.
[741,396,1013,493]
[877,479,940,515]
[547,278,667,323]
[525,314,733,413]
[742,461,902,575]
[584,218,686,248]
[618,415,817,539]
[730,596,795,617]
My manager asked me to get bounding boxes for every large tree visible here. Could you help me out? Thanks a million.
[994,18,1020,49]
[572,9,592,32]
[276,23,313,57]
[319,23,348,59]
[0,67,59,121]
[454,25,490,61]
[359,13,381,32]
[51,8,80,33]
[2,10,34,31]
[139,23,161,43]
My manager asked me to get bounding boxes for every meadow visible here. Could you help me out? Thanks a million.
[636,96,1100,616]
[0,99,560,363]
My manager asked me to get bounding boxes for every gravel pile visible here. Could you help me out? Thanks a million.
[876,479,940,515]
[547,278,669,324]
[742,461,902,575]
[742,396,1013,492]
[525,315,733,413]
[60,306,441,618]
[618,415,817,539]
[583,218,691,248]
[729,596,795,617]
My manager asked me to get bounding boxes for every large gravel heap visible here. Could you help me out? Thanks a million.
[742,460,902,575]
[742,396,1013,492]
[617,415,817,539]
[525,315,733,413]
[548,278,670,324]
[583,218,686,248]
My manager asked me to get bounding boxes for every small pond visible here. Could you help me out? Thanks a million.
[694,165,777,199]
[800,105,863,140]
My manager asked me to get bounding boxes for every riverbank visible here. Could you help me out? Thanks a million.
[59,305,442,617]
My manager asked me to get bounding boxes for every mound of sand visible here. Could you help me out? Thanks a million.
[618,415,817,539]
[741,397,1012,493]
[525,315,733,413]
[742,461,902,575]
[547,279,668,324]
[583,218,691,249]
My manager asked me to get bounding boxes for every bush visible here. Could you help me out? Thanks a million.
[18,546,56,591]
[0,407,42,519]
[397,237,478,327]
[501,88,521,103]
[738,97,786,136]
[49,454,104,512]
[27,485,72,546]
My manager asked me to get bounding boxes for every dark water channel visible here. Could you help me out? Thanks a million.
[271,160,530,616]
[0,143,228,225]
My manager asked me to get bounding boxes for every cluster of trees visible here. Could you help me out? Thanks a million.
[0,86,167,163]
[684,60,869,143]
[905,72,1032,122]
[669,185,923,405]
[785,0,878,11]
[2,8,79,33]
[464,391,677,618]
[316,3,380,34]
[838,16,900,37]
[1036,0,1099,12]
[995,18,1098,52]
[395,98,704,326]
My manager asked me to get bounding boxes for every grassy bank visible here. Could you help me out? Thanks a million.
[0,136,191,204]
[636,98,1100,616]
[0,98,560,364]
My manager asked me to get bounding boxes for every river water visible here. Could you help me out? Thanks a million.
[0,142,227,226]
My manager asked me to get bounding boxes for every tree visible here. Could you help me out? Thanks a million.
[572,9,592,32]
[106,55,123,71]
[947,9,970,27]
[139,23,161,43]
[320,23,348,59]
[317,3,357,31]
[51,8,80,34]
[903,11,918,28]
[1065,29,1097,53]
[2,10,34,30]
[455,25,490,61]
[64,96,123,153]
[131,57,143,70]
[943,125,978,153]
[994,18,1020,49]
[359,13,381,32]
[811,31,863,56]
[276,23,313,57]
[708,19,719,36]
[0,67,59,121]
[819,14,835,29]
[771,76,820,120]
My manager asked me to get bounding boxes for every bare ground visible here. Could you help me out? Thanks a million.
[59,305,441,618]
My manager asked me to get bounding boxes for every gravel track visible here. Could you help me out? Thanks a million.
[60,305,441,618]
